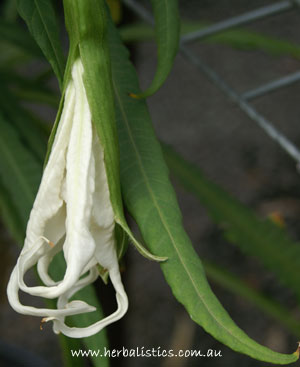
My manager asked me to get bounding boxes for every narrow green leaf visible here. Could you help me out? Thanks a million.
[50,254,109,367]
[119,22,155,43]
[0,84,48,161]
[73,286,109,367]
[0,113,41,225]
[163,144,300,302]
[16,0,65,86]
[0,20,42,58]
[13,87,59,107]
[108,21,298,364]
[2,0,18,22]
[0,43,32,67]
[58,334,84,367]
[0,180,24,244]
[0,69,59,107]
[206,27,300,58]
[120,20,300,59]
[131,0,180,98]
[204,261,300,338]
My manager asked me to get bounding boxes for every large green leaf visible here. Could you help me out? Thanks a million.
[131,0,180,98]
[108,21,298,364]
[163,144,300,301]
[16,0,65,86]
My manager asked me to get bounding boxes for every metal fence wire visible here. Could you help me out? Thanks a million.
[123,0,300,167]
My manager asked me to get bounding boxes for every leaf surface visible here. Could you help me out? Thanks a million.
[132,0,180,98]
[108,21,298,364]
[120,20,300,60]
[16,0,65,86]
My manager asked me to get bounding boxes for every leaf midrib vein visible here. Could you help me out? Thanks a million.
[113,82,283,360]
[33,0,63,82]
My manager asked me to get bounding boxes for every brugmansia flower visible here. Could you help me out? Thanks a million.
[7,59,128,338]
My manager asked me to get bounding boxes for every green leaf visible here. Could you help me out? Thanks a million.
[50,254,109,367]
[204,261,300,338]
[12,87,59,107]
[16,0,65,86]
[2,0,18,22]
[162,144,300,301]
[0,112,41,226]
[108,21,298,364]
[120,20,300,60]
[0,180,24,244]
[206,27,300,58]
[0,84,49,161]
[0,20,42,58]
[72,286,109,367]
[131,0,180,98]
[58,334,84,367]
[0,69,59,107]
[119,22,155,43]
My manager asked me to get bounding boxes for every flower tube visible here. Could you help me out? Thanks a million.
[7,59,128,338]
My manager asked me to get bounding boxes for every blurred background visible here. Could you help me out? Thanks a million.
[1,0,300,366]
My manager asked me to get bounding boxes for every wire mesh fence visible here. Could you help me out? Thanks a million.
[124,0,300,166]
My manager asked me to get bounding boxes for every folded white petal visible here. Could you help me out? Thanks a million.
[24,82,75,252]
[7,58,128,338]
[18,60,96,299]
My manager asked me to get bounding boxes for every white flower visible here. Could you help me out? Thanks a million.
[7,59,128,338]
